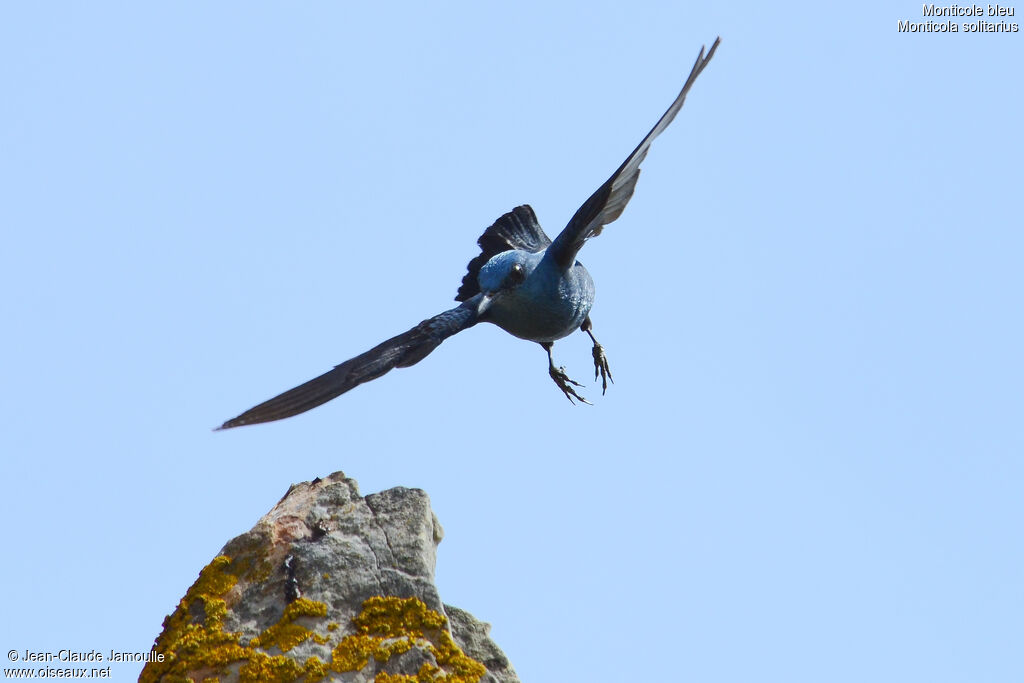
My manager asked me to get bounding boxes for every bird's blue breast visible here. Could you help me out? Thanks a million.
[482,252,594,343]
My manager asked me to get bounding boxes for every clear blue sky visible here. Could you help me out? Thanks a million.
[2,2,1021,681]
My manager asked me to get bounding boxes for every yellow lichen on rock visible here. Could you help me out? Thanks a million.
[331,596,486,683]
[141,556,330,683]
[300,655,328,682]
[143,559,486,682]
[254,598,330,652]
[140,555,248,683]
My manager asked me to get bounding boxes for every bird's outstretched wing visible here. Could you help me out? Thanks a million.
[548,37,720,269]
[456,204,552,302]
[218,295,486,429]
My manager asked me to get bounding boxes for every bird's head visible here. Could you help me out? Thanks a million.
[477,251,533,296]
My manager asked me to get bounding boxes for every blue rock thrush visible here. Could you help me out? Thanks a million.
[219,38,719,429]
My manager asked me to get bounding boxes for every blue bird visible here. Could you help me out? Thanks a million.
[219,38,719,429]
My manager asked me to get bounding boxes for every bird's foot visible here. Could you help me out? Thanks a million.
[549,364,591,405]
[591,342,614,394]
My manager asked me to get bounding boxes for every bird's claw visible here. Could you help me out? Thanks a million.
[591,342,613,394]
[549,365,591,405]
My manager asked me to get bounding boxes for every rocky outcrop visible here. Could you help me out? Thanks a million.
[142,472,518,683]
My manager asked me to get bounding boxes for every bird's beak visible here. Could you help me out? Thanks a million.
[475,293,494,316]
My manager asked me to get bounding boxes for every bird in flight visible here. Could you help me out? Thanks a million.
[219,37,719,429]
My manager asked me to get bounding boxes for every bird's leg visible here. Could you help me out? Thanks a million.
[581,316,613,394]
[541,342,591,405]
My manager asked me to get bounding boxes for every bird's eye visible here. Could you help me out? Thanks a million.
[506,263,526,288]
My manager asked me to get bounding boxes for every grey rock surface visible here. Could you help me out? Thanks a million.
[142,471,519,683]
[445,606,520,683]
